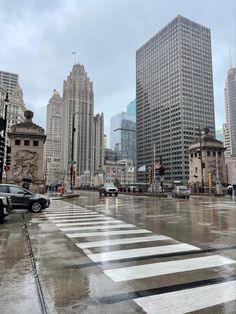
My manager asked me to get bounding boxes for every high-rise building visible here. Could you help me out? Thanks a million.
[0,71,19,93]
[61,63,103,178]
[223,67,236,157]
[0,83,26,147]
[127,100,136,118]
[110,112,136,165]
[136,15,215,183]
[45,89,63,184]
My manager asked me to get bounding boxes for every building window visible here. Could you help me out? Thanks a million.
[218,151,221,157]
[195,167,198,173]
[24,140,30,146]
[213,151,216,156]
[33,140,39,146]
[15,139,21,145]
[207,151,210,156]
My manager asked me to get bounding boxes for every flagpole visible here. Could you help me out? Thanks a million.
[153,144,156,193]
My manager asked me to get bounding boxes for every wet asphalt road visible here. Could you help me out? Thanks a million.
[0,191,236,313]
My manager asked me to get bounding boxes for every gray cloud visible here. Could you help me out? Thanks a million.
[0,0,235,137]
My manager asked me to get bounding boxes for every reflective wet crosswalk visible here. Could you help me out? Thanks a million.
[45,200,236,313]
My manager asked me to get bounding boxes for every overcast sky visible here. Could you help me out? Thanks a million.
[0,0,235,140]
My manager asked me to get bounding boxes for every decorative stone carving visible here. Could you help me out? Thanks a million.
[12,150,39,179]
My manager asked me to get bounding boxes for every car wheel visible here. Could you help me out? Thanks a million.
[115,193,118,196]
[99,193,102,196]
[105,193,107,197]
[31,201,42,213]
[0,215,4,224]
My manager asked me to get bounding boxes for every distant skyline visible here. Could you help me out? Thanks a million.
[0,0,235,138]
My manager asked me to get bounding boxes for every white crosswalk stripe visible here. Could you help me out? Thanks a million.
[56,220,124,227]
[59,223,136,232]
[104,255,236,281]
[66,229,153,238]
[76,235,172,249]
[87,243,200,262]
[49,217,114,223]
[45,200,236,312]
[134,280,236,314]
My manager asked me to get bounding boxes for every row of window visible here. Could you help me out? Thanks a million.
[15,139,39,146]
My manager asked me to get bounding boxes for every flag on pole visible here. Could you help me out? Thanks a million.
[71,51,76,54]
[138,165,146,172]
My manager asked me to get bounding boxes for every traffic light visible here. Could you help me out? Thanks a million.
[6,146,11,166]
[72,167,76,187]
[148,167,153,185]
[0,135,5,161]
[208,173,213,187]
[157,165,166,176]
[0,118,5,132]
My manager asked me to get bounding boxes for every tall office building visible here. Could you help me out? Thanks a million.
[45,89,63,184]
[0,71,19,93]
[110,112,136,165]
[223,67,236,157]
[0,82,26,147]
[61,64,95,176]
[136,15,215,183]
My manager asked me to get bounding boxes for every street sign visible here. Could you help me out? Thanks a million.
[68,160,76,164]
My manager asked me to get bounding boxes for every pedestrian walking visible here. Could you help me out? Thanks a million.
[227,185,233,197]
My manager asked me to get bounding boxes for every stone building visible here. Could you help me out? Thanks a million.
[7,110,46,192]
[189,133,226,190]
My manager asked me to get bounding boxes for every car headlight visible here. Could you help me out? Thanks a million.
[1,197,8,205]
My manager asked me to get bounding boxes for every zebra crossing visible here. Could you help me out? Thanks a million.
[45,200,236,313]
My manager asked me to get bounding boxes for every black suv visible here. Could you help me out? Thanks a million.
[0,196,11,223]
[0,184,50,213]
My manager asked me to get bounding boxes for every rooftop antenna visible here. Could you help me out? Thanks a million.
[71,51,76,65]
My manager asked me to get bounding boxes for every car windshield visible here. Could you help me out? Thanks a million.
[104,183,115,187]
[179,186,188,190]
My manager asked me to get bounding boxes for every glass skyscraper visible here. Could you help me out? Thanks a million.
[110,112,136,165]
[136,15,215,183]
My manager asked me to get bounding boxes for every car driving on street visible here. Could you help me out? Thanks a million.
[0,184,50,213]
[172,185,190,199]
[99,183,118,196]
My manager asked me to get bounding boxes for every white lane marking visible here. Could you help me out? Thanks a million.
[66,229,152,238]
[105,255,236,282]
[76,235,173,249]
[134,280,236,314]
[56,220,124,227]
[49,217,114,223]
[59,224,136,232]
[88,243,200,262]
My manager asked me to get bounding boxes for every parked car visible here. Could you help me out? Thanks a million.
[172,186,190,199]
[0,184,50,213]
[0,196,11,223]
[99,183,118,196]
